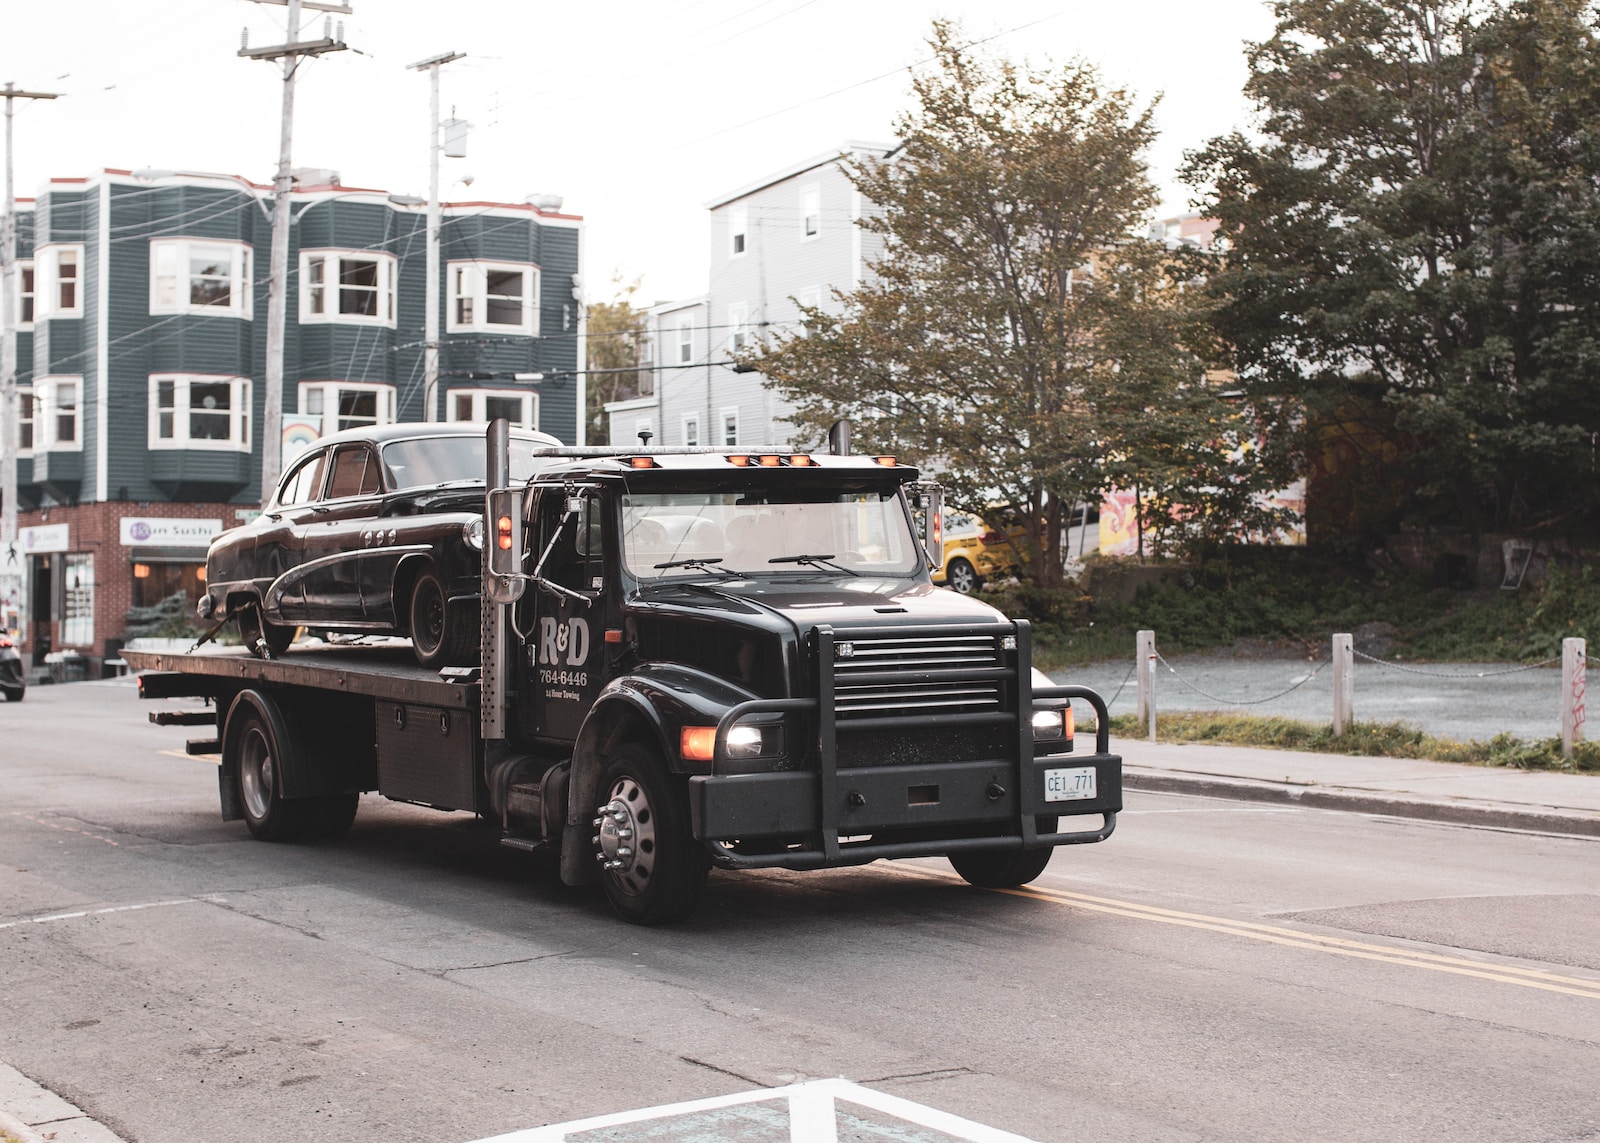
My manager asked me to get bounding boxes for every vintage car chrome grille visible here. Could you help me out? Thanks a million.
[832,632,1005,717]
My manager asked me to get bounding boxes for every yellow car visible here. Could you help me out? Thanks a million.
[934,509,1027,594]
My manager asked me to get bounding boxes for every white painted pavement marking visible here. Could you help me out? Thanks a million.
[0,897,225,931]
[469,1078,1039,1143]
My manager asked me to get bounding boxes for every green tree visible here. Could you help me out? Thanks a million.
[584,275,647,446]
[1186,0,1600,542]
[752,22,1277,583]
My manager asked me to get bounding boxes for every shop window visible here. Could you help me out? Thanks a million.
[130,561,206,610]
[63,553,93,647]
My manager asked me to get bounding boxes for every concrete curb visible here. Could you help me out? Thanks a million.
[0,1064,127,1143]
[1123,767,1600,838]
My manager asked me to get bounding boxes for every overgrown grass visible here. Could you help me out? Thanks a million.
[1105,711,1600,773]
[997,553,1600,669]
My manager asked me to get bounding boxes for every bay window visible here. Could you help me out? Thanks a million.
[35,246,84,319]
[300,250,397,326]
[37,377,81,449]
[149,238,253,317]
[447,261,538,335]
[17,260,34,327]
[148,375,252,450]
[447,388,539,429]
[299,382,396,433]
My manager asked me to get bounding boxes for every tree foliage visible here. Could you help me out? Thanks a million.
[753,22,1281,583]
[1186,0,1600,540]
[584,275,648,446]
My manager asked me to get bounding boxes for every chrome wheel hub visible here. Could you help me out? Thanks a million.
[593,777,656,895]
[240,728,274,820]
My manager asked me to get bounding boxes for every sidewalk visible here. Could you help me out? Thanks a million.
[0,1063,126,1143]
[1113,735,1600,837]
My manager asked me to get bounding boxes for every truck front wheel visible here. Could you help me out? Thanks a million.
[949,818,1059,888]
[593,743,709,925]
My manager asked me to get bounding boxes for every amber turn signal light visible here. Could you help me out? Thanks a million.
[680,726,718,761]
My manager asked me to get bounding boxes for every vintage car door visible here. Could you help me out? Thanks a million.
[525,487,613,742]
[296,443,384,625]
[258,448,329,625]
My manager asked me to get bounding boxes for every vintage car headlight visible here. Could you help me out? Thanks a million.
[463,517,486,551]
[196,593,216,620]
[1032,707,1068,740]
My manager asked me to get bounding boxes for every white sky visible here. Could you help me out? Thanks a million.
[3,0,1275,305]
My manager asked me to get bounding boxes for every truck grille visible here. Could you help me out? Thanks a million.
[832,631,1007,718]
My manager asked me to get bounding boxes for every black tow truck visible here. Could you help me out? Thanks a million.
[126,422,1122,923]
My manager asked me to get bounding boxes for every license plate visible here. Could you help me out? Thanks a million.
[1044,766,1096,802]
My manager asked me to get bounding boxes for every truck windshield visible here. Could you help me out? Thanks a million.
[622,487,922,579]
[380,435,547,492]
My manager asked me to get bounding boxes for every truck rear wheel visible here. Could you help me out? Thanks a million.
[593,743,708,925]
[949,818,1059,888]
[236,711,301,841]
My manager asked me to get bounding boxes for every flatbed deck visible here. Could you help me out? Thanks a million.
[121,645,475,709]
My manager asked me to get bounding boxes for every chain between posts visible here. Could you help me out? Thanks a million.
[1351,650,1561,678]
[1152,650,1332,707]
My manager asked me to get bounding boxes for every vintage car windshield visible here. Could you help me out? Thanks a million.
[621,485,922,579]
[379,435,546,493]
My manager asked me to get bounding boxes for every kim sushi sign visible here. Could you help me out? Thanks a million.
[119,517,224,549]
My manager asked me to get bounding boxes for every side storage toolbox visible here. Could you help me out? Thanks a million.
[376,701,479,810]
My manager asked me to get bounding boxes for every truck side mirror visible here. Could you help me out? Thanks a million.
[486,487,525,603]
[910,481,943,569]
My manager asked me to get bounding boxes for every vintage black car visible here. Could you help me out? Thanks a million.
[201,422,560,666]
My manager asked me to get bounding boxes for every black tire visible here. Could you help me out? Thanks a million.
[301,792,359,841]
[238,605,295,659]
[235,711,303,841]
[593,742,709,925]
[409,566,476,668]
[2,686,23,702]
[949,817,1059,888]
[946,557,980,595]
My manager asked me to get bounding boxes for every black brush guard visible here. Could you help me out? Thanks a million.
[688,620,1121,870]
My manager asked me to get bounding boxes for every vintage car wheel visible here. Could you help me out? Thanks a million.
[946,557,980,594]
[948,817,1059,888]
[237,605,295,659]
[408,566,475,668]
[593,743,708,925]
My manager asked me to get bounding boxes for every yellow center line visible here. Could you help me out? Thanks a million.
[887,864,1600,1001]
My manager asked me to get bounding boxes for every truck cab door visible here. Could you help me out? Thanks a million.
[526,489,611,742]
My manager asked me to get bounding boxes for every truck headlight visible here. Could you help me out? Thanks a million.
[1032,707,1068,740]
[463,517,486,551]
[726,723,785,759]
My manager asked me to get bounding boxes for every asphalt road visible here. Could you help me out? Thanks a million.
[1060,654,1569,743]
[2,677,1598,1142]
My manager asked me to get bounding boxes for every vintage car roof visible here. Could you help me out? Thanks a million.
[524,449,922,482]
[305,422,563,450]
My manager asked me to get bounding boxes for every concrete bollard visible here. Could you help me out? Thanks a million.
[1562,637,1587,759]
[1136,629,1156,743]
[1332,633,1354,736]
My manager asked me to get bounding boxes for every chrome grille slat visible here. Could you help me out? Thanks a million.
[832,630,1006,718]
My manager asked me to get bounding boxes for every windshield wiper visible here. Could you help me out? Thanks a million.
[653,557,738,576]
[767,553,857,575]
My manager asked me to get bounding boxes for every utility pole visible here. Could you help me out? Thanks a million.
[408,51,465,423]
[1,83,59,566]
[240,0,350,504]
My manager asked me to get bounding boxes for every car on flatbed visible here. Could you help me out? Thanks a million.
[200,422,560,666]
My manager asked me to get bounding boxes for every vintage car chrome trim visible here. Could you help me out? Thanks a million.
[263,545,434,611]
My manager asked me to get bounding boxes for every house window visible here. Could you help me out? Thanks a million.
[795,286,822,336]
[800,185,820,239]
[148,375,252,450]
[722,407,739,447]
[17,260,34,328]
[728,303,749,353]
[36,246,84,318]
[729,205,748,256]
[150,239,252,317]
[300,250,397,325]
[682,413,699,447]
[37,377,81,449]
[638,336,655,397]
[447,261,538,334]
[447,388,539,429]
[299,382,396,433]
[676,318,694,364]
[16,387,33,454]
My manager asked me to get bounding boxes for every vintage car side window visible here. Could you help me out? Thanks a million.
[326,446,380,500]
[277,452,326,507]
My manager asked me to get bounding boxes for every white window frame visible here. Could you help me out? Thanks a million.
[721,406,739,447]
[148,374,253,451]
[298,381,397,434]
[36,375,83,451]
[447,260,539,335]
[682,413,699,447]
[676,318,694,364]
[15,385,34,456]
[727,302,749,353]
[16,259,34,329]
[148,238,253,318]
[299,249,397,327]
[729,205,748,257]
[799,184,820,240]
[795,286,822,337]
[35,245,84,319]
[446,388,539,430]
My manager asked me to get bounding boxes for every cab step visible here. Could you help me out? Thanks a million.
[150,710,217,726]
[184,739,221,755]
[498,834,547,854]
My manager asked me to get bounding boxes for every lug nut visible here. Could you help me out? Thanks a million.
[616,828,633,840]
[592,817,604,827]
[591,835,601,846]
[617,847,633,858]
